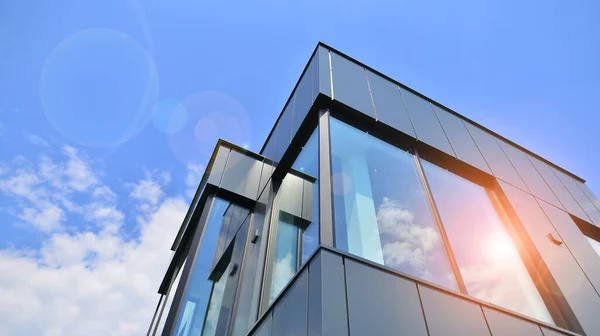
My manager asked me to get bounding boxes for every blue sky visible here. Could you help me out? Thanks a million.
[1,0,599,334]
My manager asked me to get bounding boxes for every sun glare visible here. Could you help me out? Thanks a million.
[488,234,516,261]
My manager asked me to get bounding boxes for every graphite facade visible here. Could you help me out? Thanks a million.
[147,43,600,336]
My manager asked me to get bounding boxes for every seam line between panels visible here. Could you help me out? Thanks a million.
[413,151,468,295]
[479,306,494,336]
[415,284,431,336]
[574,180,600,214]
[363,67,378,121]
[524,154,567,211]
[534,197,600,297]
[429,103,457,158]
[550,167,592,223]
[341,257,352,336]
[328,51,335,100]
[219,149,232,188]
[460,118,494,175]
[494,137,531,195]
[396,86,419,139]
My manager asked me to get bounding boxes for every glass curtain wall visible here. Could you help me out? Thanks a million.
[329,117,556,325]
[263,128,319,307]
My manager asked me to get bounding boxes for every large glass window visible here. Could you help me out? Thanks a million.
[330,118,458,291]
[422,161,554,324]
[172,198,250,336]
[263,129,319,307]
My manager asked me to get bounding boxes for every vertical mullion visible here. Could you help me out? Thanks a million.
[413,151,468,294]
[318,108,334,247]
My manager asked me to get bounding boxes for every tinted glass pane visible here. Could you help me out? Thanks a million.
[464,123,527,190]
[365,70,415,137]
[528,155,589,221]
[268,212,299,303]
[330,52,375,117]
[173,198,231,335]
[497,140,562,209]
[422,161,553,324]
[399,87,455,156]
[432,105,491,174]
[200,264,231,336]
[330,118,458,291]
[587,237,600,256]
[291,130,319,264]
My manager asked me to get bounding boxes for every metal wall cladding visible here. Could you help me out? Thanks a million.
[250,249,573,336]
[499,181,600,336]
[330,52,376,118]
[207,146,267,201]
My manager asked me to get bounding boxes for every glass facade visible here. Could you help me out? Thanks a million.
[156,44,600,336]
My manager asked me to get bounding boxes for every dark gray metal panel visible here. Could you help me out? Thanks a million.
[365,69,415,137]
[271,270,308,336]
[308,251,323,336]
[207,146,230,186]
[274,99,294,164]
[293,60,315,139]
[464,122,527,190]
[221,150,263,200]
[318,110,334,247]
[482,307,543,336]
[252,312,272,336]
[258,161,273,198]
[540,326,570,336]
[263,123,279,163]
[399,87,455,157]
[317,46,332,98]
[497,140,563,209]
[345,259,427,336]
[321,251,349,336]
[539,201,600,294]
[432,105,491,174]
[577,181,600,214]
[554,169,600,226]
[330,52,376,118]
[277,173,304,219]
[301,179,314,222]
[499,181,600,336]
[528,155,590,222]
[418,285,490,336]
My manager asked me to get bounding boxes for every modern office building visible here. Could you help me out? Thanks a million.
[147,43,600,336]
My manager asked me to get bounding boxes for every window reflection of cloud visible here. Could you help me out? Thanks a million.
[202,271,228,336]
[270,252,296,302]
[376,197,441,281]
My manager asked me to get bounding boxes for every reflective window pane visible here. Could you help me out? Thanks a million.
[330,52,375,118]
[330,118,458,291]
[464,123,527,190]
[399,87,455,157]
[365,70,415,137]
[432,105,491,174]
[173,198,231,335]
[422,161,554,324]
[268,211,299,304]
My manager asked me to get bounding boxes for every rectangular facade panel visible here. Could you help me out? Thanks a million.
[538,201,600,294]
[307,252,323,336]
[528,156,590,221]
[345,259,428,336]
[541,326,570,336]
[263,123,278,162]
[271,271,308,336]
[497,140,563,209]
[418,285,490,336]
[220,150,263,200]
[330,52,376,118]
[576,181,600,212]
[365,69,415,137]
[273,99,293,164]
[482,307,544,336]
[554,169,600,226]
[317,46,332,98]
[499,181,600,336]
[276,173,304,219]
[432,104,492,174]
[251,312,272,336]
[464,122,527,190]
[207,146,230,186]
[399,87,455,157]
[320,251,349,336]
[292,59,315,141]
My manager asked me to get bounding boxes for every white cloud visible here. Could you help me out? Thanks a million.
[185,164,204,199]
[0,198,187,336]
[18,204,65,232]
[63,145,98,192]
[25,133,50,147]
